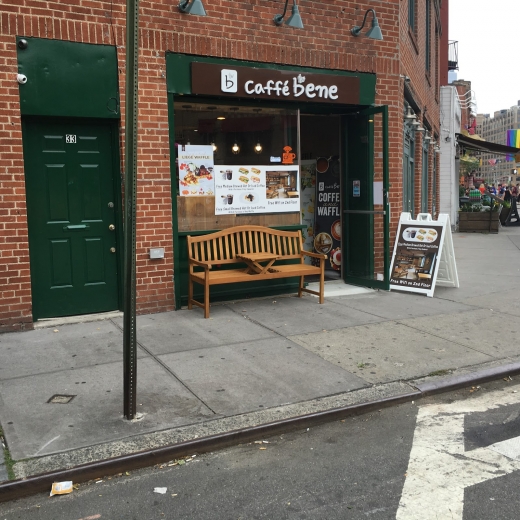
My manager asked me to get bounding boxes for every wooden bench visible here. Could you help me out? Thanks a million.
[187,225,327,318]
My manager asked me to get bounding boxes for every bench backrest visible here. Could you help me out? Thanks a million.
[187,225,303,264]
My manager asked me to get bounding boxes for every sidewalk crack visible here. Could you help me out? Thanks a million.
[109,319,217,415]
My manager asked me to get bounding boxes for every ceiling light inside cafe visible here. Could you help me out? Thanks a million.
[254,142,263,154]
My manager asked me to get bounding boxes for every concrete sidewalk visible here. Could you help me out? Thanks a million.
[2,226,520,484]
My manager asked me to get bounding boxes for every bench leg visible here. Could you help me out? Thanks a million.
[298,275,304,298]
[319,262,325,304]
[204,277,210,318]
[188,275,193,310]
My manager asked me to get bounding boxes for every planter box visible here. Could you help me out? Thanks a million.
[458,211,500,233]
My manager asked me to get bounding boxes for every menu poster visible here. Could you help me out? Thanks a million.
[300,160,317,264]
[178,145,215,196]
[313,159,341,272]
[215,165,300,215]
[389,223,444,294]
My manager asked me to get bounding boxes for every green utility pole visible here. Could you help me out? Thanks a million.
[123,0,139,419]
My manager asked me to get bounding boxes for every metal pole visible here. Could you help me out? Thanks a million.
[123,0,139,419]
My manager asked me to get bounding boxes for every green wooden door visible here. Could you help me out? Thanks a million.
[23,118,120,319]
[342,106,389,290]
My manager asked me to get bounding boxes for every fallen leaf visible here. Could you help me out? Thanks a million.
[259,447,267,450]
[53,329,59,333]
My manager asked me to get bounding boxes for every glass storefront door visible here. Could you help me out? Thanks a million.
[342,106,389,290]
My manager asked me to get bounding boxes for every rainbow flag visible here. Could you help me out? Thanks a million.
[507,129,520,161]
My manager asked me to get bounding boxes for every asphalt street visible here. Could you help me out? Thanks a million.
[1,378,519,519]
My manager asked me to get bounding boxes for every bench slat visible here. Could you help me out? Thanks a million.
[218,236,224,261]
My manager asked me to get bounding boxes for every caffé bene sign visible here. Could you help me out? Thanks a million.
[191,62,360,105]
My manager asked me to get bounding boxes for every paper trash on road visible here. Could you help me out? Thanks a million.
[50,481,73,496]
[154,487,167,494]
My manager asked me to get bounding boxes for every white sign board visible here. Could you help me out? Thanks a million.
[390,212,459,297]
[215,165,300,215]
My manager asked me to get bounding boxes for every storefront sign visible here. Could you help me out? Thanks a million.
[192,62,360,105]
[215,165,300,215]
[178,145,215,196]
[390,213,459,297]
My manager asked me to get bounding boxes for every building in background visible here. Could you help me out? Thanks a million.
[0,0,443,331]
[477,103,520,185]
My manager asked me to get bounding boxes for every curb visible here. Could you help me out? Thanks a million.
[2,361,520,503]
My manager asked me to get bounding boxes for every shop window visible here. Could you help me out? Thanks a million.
[408,0,416,32]
[403,121,415,215]
[432,150,437,216]
[174,103,300,232]
[421,141,429,213]
[425,0,431,73]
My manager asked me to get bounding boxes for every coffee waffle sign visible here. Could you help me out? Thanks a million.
[191,62,360,105]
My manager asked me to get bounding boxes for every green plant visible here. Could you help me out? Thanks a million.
[459,185,466,197]
[460,203,483,212]
[0,426,15,480]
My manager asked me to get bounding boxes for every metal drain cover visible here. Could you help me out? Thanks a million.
[47,394,76,404]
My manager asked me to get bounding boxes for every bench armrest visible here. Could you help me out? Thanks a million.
[189,258,213,270]
[302,250,328,260]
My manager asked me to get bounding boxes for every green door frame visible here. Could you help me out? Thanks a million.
[343,105,389,291]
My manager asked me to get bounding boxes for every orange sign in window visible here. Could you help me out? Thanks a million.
[282,146,296,164]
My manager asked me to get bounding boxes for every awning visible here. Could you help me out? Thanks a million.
[456,133,520,156]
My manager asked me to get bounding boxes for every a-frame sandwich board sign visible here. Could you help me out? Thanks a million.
[389,213,459,297]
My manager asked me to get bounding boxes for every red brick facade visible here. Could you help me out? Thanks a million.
[0,0,442,331]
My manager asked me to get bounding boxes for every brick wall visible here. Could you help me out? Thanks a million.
[0,0,441,329]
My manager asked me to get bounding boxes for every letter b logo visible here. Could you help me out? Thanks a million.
[221,69,238,93]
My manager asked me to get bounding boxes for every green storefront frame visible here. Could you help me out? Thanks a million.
[166,53,379,309]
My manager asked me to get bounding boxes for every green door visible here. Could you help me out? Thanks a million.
[342,106,390,290]
[23,118,121,319]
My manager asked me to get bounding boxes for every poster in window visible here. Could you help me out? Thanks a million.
[178,145,215,196]
[215,165,300,215]
[314,158,341,272]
